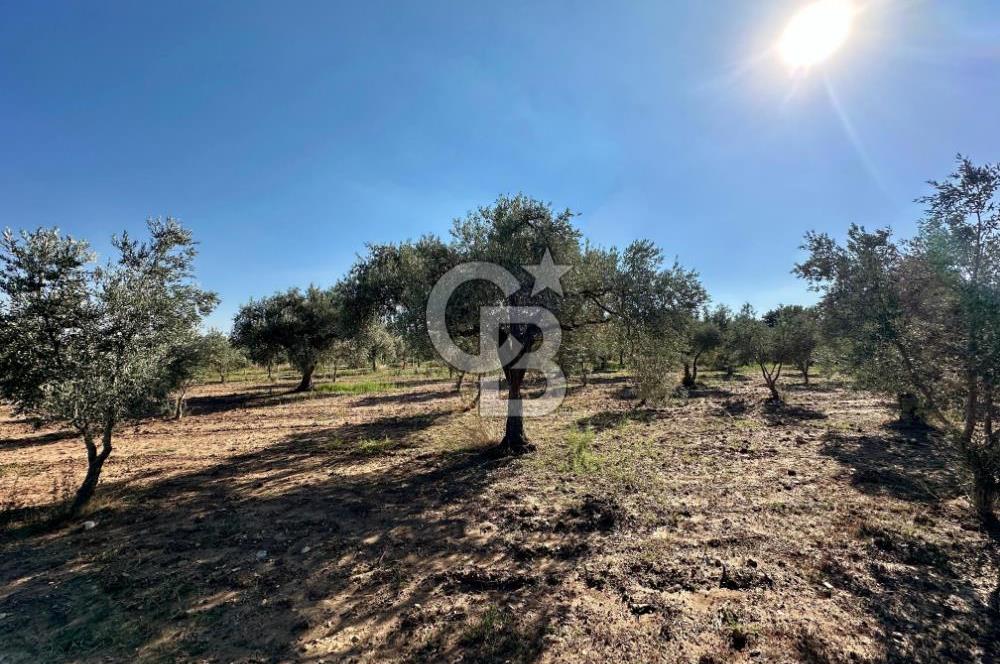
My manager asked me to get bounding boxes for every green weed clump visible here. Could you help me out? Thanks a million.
[565,427,600,473]
[356,436,397,455]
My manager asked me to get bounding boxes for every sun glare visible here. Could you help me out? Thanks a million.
[779,0,854,69]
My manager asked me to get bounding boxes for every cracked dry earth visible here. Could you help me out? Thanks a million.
[1,371,998,663]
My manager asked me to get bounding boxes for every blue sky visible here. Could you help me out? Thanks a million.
[2,1,998,330]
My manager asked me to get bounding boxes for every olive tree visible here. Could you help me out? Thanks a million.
[162,331,214,420]
[347,195,704,454]
[228,298,285,379]
[682,316,722,388]
[232,286,347,392]
[704,305,739,379]
[324,339,354,382]
[0,219,217,515]
[796,156,1000,523]
[765,305,820,386]
[730,305,796,402]
[353,318,398,373]
[557,324,616,387]
[202,329,247,383]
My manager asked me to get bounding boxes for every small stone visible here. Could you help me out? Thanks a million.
[255,550,268,561]
[629,602,656,616]
[301,546,311,554]
[82,520,97,531]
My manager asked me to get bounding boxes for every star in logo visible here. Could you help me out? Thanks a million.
[523,248,572,296]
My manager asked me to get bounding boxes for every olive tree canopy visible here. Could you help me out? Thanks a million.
[796,156,1000,523]
[347,194,705,453]
[232,286,348,392]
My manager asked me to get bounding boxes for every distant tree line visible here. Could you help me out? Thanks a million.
[0,158,996,525]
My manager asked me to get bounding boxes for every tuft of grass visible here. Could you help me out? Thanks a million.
[356,436,398,455]
[718,608,759,653]
[315,381,400,395]
[564,427,600,473]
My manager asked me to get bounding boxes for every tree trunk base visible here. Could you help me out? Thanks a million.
[973,479,997,530]
[897,393,923,427]
[490,437,537,457]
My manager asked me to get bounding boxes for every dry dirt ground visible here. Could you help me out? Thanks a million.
[1,371,998,663]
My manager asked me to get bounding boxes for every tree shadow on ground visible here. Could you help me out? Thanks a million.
[685,386,734,399]
[818,427,960,503]
[717,396,752,418]
[0,428,77,451]
[611,384,638,401]
[184,386,340,417]
[784,381,847,394]
[816,425,1000,662]
[761,400,828,426]
[586,374,629,387]
[576,408,658,433]
[184,378,454,417]
[0,410,576,663]
[819,515,999,662]
[354,388,457,408]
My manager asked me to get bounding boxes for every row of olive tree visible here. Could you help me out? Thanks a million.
[229,288,411,390]
[674,303,821,400]
[5,170,991,523]
[226,196,829,447]
[229,196,707,454]
[230,286,349,392]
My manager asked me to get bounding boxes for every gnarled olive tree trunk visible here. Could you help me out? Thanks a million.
[295,364,315,392]
[69,418,114,516]
[897,393,922,426]
[499,366,530,453]
[682,352,704,389]
[682,363,695,389]
[760,362,782,402]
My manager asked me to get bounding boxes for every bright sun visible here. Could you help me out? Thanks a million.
[779,0,854,69]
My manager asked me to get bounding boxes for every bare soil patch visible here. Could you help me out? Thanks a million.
[1,373,997,662]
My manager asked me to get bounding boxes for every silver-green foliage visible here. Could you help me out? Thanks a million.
[0,218,217,513]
